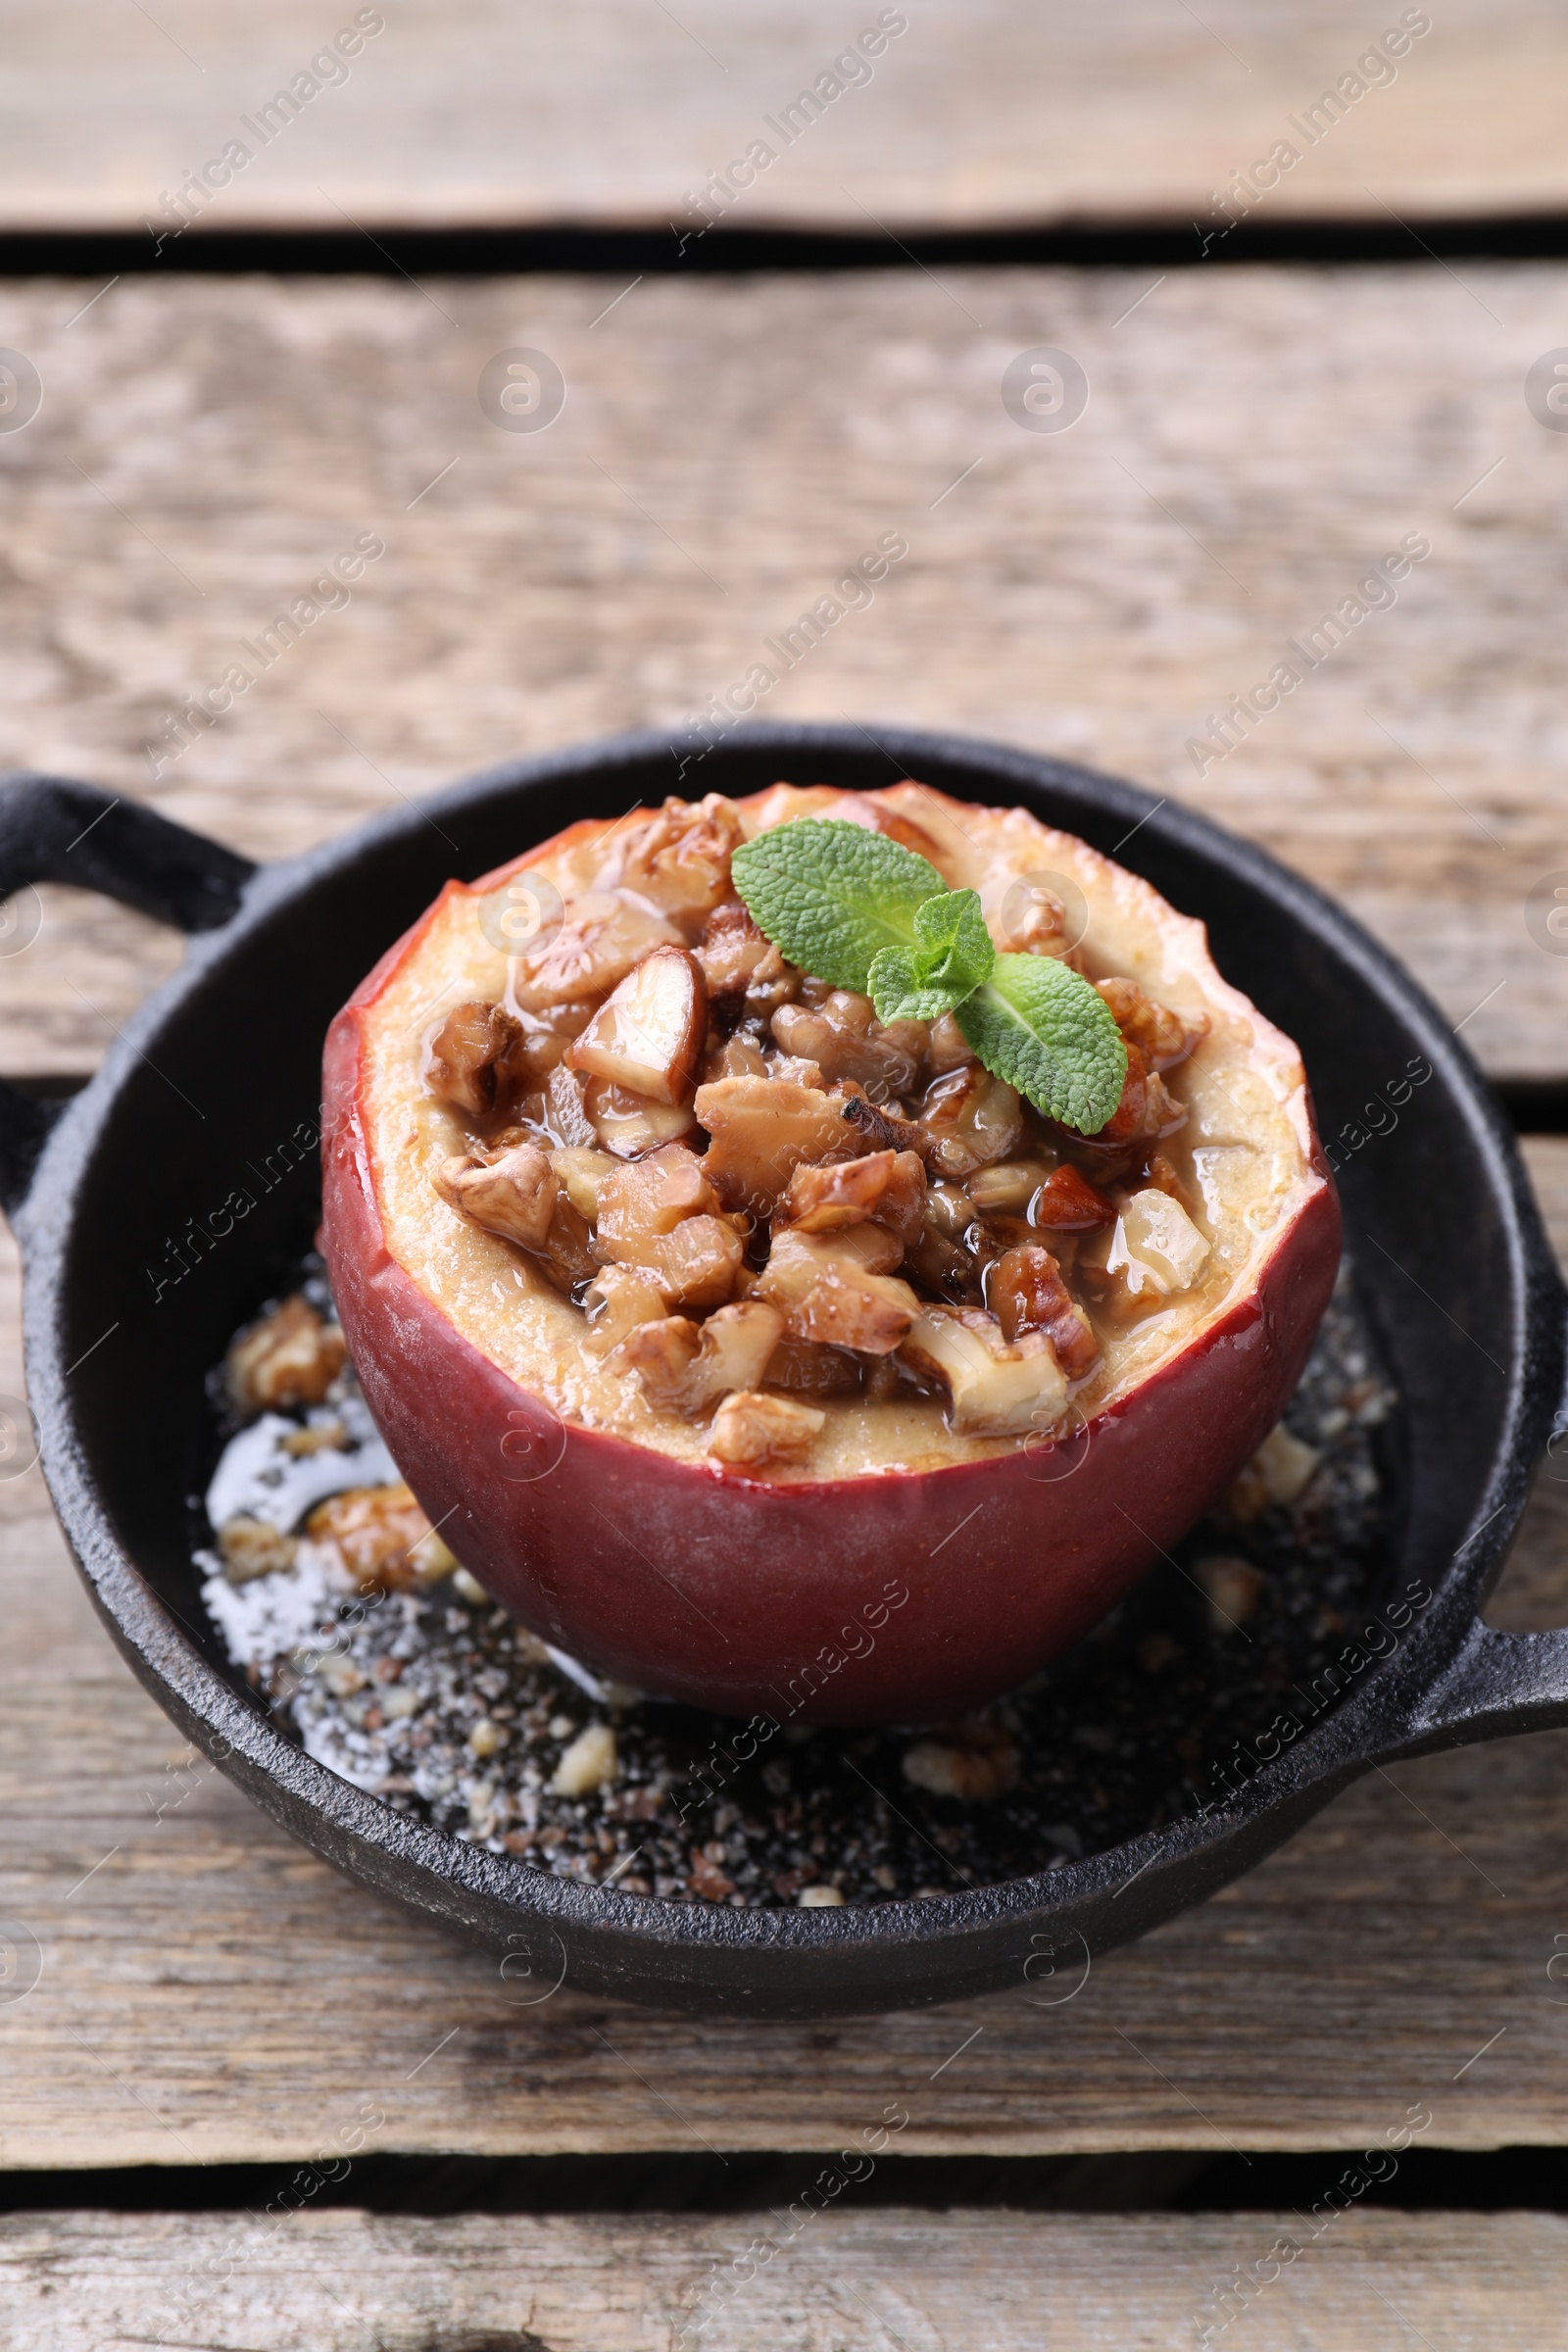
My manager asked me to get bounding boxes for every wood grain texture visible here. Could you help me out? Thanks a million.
[3,2207,1565,2351]
[1,267,1564,1077]
[0,1151,1566,2167]
[0,2,1564,232]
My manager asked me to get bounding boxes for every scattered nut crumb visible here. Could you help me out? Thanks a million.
[798,1885,845,1907]
[218,1515,299,1584]
[281,1420,347,1456]
[1228,1423,1322,1519]
[1195,1553,1267,1633]
[550,1723,617,1796]
[903,1721,1020,1803]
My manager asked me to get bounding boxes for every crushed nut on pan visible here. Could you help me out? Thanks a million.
[226,1295,346,1416]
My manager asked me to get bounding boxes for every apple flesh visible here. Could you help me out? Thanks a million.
[322,783,1341,1724]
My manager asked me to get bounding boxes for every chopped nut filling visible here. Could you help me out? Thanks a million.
[423,1000,520,1116]
[420,800,1214,1468]
[568,943,707,1104]
[434,1142,558,1251]
[709,1389,826,1468]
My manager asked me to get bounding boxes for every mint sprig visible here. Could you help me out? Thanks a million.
[731,817,1128,1133]
[729,820,942,994]
[957,953,1127,1132]
[867,887,994,1022]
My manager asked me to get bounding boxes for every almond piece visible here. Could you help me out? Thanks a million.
[569,945,708,1105]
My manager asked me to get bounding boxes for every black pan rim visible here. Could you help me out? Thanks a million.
[12,720,1568,1994]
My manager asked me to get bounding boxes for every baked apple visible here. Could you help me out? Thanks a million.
[322,782,1340,1724]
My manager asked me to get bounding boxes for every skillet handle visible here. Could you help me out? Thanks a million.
[0,772,255,1216]
[1400,1620,1568,1750]
[1399,1282,1568,1749]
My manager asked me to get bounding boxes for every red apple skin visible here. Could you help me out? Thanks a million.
[322,883,1343,1728]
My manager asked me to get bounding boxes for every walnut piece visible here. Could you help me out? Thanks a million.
[568,945,708,1104]
[757,1228,920,1354]
[226,1295,346,1416]
[595,1144,743,1308]
[1081,1042,1187,1152]
[697,898,797,1012]
[304,1483,457,1592]
[617,1299,784,1413]
[693,1075,860,1209]
[917,1066,1024,1178]
[1097,976,1210,1073]
[989,1245,1100,1377]
[433,1143,558,1251]
[901,1305,1068,1437]
[217,1515,299,1583]
[507,888,684,1014]
[708,1389,825,1469]
[771,991,923,1098]
[613,1314,701,1402]
[777,1148,926,1249]
[595,793,745,925]
[423,1000,520,1116]
[497,998,598,1091]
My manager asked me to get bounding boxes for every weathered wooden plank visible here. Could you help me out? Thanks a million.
[2,2207,1563,2351]
[0,1152,1566,2166]
[1,267,1564,1077]
[0,1,1562,233]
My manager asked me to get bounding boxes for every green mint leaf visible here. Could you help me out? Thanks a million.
[911,888,995,999]
[730,819,945,994]
[867,889,996,1021]
[866,946,967,1024]
[957,953,1127,1133]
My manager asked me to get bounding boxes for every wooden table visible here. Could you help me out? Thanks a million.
[5,18,1568,2337]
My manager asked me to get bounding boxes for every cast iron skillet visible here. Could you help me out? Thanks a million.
[5,725,1567,2020]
